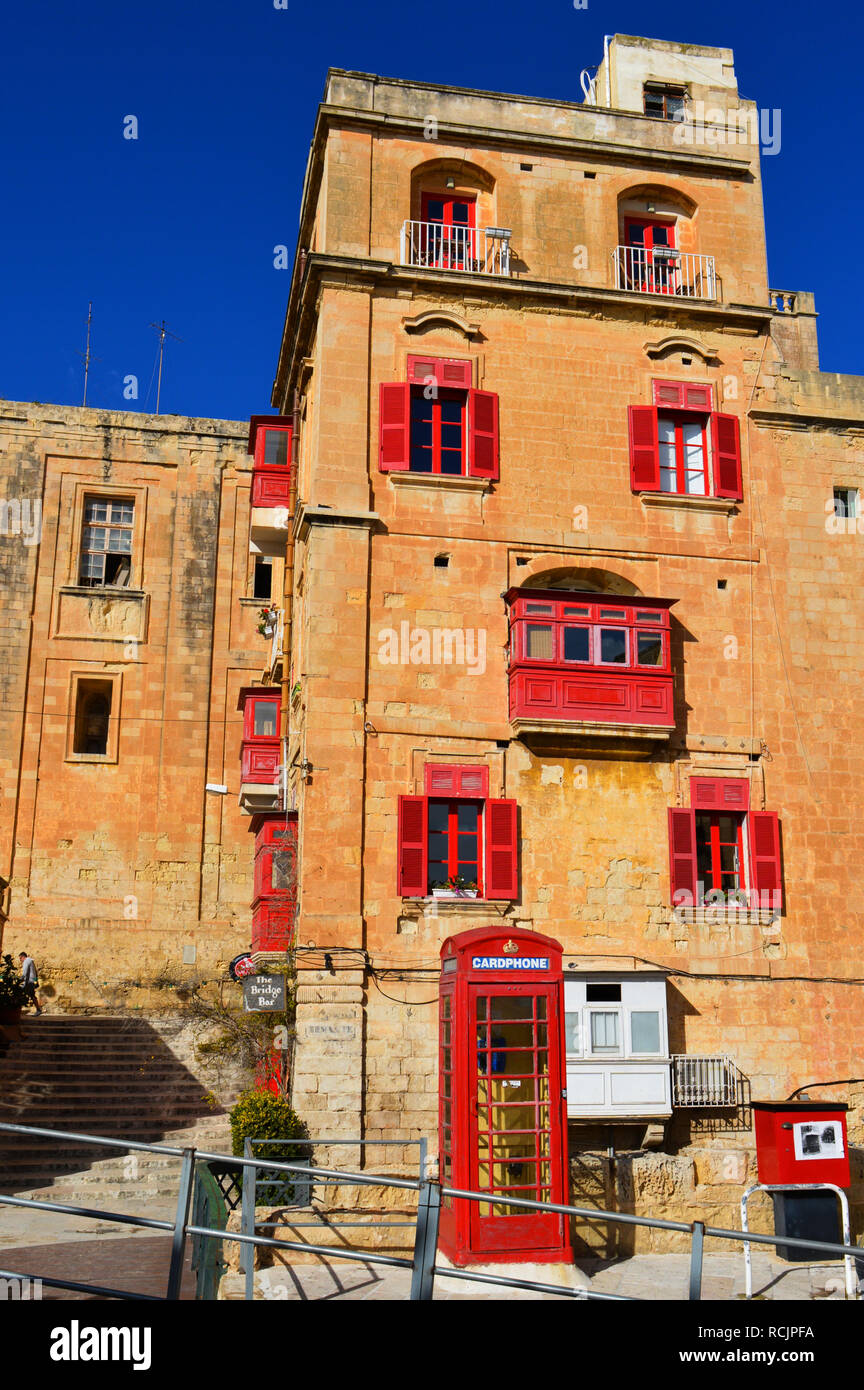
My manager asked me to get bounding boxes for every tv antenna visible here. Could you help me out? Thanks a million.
[149,319,184,414]
[76,302,101,406]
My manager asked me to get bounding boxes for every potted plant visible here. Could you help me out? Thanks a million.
[431,876,479,900]
[0,954,28,1024]
[256,607,278,638]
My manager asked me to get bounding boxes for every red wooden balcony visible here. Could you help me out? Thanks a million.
[237,686,281,814]
[247,416,293,549]
[251,814,298,953]
[506,590,676,740]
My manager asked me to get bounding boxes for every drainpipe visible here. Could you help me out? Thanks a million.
[604,34,612,109]
[280,388,300,811]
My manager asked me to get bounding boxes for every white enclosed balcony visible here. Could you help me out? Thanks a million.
[612,246,717,300]
[400,220,512,277]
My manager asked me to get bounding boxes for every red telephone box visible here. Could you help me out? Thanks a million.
[438,926,572,1267]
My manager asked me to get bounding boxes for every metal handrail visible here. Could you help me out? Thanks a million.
[1,1120,861,1302]
[612,245,717,300]
[400,220,511,277]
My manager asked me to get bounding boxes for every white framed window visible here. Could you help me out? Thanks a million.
[588,1010,621,1056]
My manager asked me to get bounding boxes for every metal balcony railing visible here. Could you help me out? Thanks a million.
[613,246,717,300]
[672,1055,738,1108]
[400,221,511,277]
[269,608,284,674]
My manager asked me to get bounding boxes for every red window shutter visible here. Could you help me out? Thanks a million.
[398,795,428,896]
[711,413,743,500]
[628,406,660,491]
[652,381,713,412]
[485,799,518,899]
[407,355,472,389]
[748,812,783,911]
[379,383,411,471]
[684,384,713,411]
[653,381,685,409]
[468,390,499,480]
[668,808,698,908]
[690,777,749,810]
[424,764,489,797]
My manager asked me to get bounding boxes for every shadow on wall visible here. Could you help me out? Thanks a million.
[0,1015,224,1193]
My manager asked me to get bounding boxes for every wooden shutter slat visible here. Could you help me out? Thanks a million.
[379,383,411,471]
[748,811,782,912]
[628,405,660,492]
[485,798,518,899]
[712,412,743,500]
[652,381,713,412]
[407,355,472,389]
[668,807,698,908]
[690,777,749,809]
[468,389,499,480]
[424,764,489,796]
[398,795,427,896]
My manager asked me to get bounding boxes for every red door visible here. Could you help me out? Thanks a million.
[624,217,678,294]
[421,192,476,270]
[469,985,565,1254]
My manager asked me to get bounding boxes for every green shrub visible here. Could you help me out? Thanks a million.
[229,1090,307,1205]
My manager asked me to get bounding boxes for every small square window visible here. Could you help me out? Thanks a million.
[67,672,121,763]
[253,556,273,600]
[833,487,858,519]
[643,84,687,120]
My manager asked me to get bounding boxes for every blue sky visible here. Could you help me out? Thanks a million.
[1,0,860,421]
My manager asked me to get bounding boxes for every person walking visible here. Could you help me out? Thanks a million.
[18,952,43,1015]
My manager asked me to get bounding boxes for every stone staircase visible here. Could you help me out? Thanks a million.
[0,1015,236,1218]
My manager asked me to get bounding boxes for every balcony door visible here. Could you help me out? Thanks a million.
[421,192,476,270]
[624,217,678,294]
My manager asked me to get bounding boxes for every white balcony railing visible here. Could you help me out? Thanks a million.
[400,221,511,277]
[613,246,717,300]
[672,1055,738,1108]
[269,607,284,675]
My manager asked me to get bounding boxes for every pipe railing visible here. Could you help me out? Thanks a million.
[0,1120,861,1302]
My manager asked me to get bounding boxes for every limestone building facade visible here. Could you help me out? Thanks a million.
[0,403,272,1008]
[254,34,864,1222]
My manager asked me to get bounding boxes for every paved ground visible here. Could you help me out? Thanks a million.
[0,1201,194,1300]
[1,1201,859,1302]
[218,1251,860,1301]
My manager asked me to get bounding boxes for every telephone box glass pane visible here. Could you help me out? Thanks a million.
[475,993,552,1216]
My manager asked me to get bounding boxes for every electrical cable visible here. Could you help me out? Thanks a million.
[786,1079,864,1101]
